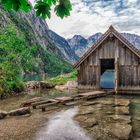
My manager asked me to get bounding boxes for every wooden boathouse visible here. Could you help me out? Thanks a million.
[73,26,140,93]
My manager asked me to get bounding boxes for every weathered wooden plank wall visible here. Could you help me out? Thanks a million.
[78,36,140,90]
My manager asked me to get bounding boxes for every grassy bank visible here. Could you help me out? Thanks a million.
[48,70,77,86]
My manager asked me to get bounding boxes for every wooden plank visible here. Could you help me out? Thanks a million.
[55,97,73,102]
[133,66,137,86]
[119,44,126,65]
[125,48,131,65]
[32,99,58,109]
[79,91,106,97]
[37,102,59,111]
[99,45,103,59]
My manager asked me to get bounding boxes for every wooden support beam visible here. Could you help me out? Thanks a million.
[115,58,119,94]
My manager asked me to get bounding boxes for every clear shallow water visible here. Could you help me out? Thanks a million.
[130,97,140,139]
[0,90,140,140]
[35,108,91,140]
[0,89,77,111]
[34,94,140,140]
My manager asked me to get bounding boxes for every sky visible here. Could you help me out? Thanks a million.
[30,0,140,38]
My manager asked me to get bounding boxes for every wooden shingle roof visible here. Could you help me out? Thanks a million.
[73,25,140,68]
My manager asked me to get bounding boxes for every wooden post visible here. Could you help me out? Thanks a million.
[96,65,100,90]
[96,58,100,90]
[115,58,119,94]
[115,39,119,94]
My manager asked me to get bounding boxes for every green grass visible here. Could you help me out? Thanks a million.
[48,70,77,86]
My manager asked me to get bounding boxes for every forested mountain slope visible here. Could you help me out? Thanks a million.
[0,6,72,79]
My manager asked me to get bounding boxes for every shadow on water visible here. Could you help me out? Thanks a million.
[34,108,92,140]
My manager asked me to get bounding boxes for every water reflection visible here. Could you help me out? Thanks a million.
[100,69,115,89]
[35,108,91,140]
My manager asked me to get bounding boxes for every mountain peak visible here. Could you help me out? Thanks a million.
[67,32,140,58]
[72,35,86,40]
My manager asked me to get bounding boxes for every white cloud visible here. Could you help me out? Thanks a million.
[31,0,140,38]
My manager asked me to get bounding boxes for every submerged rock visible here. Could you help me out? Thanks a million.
[109,115,131,124]
[84,117,98,128]
[9,107,31,116]
[0,111,8,119]
[114,99,130,107]
[79,106,95,115]
[75,115,88,122]
[76,116,98,129]
[107,123,132,140]
[98,100,114,105]
[115,106,129,115]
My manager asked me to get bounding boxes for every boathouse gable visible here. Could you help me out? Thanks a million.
[74,26,140,92]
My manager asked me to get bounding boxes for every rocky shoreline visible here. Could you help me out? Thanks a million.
[0,80,78,100]
[0,81,55,100]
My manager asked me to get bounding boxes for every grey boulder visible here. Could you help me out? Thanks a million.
[9,107,31,116]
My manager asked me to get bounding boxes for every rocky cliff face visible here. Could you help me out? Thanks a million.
[87,33,102,46]
[67,33,102,57]
[67,35,88,57]
[47,30,79,64]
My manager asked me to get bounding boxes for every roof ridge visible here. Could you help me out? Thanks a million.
[73,26,140,68]
[112,28,140,57]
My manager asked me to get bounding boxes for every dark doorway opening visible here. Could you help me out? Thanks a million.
[100,59,115,89]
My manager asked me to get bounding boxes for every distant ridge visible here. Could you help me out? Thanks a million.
[66,32,140,57]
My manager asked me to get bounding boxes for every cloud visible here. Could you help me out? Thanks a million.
[32,0,140,38]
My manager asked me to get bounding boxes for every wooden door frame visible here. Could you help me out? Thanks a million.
[99,58,115,90]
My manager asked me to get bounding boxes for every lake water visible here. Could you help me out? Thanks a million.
[0,89,140,140]
[100,69,115,89]
[34,94,140,140]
